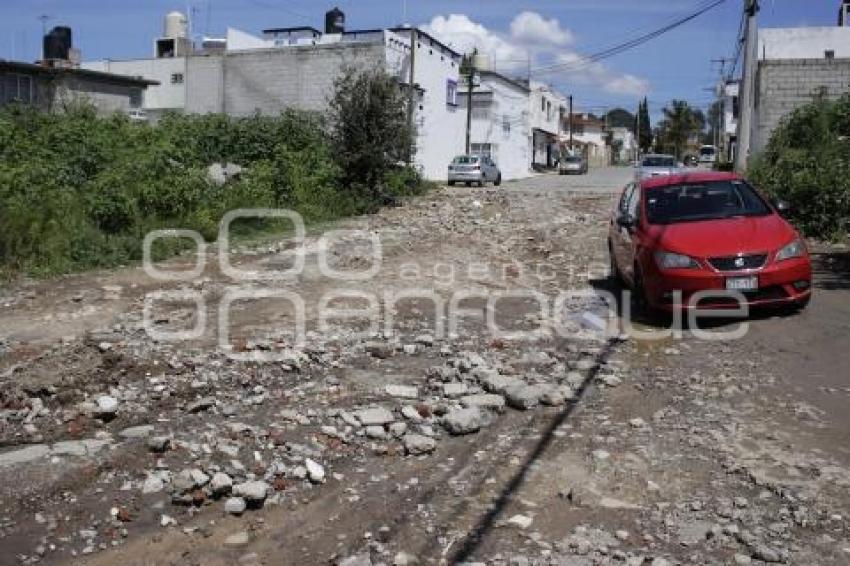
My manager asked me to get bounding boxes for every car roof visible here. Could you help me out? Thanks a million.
[640,171,742,190]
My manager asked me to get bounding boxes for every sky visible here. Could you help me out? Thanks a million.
[0,0,841,119]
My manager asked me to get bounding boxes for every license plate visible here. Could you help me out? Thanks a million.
[725,276,758,291]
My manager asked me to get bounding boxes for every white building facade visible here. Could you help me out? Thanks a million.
[459,70,530,180]
[528,82,566,168]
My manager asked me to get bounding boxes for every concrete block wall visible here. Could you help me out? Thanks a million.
[754,58,850,153]
[185,43,385,116]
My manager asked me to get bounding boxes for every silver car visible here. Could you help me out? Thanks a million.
[448,155,502,186]
[559,155,587,175]
[636,154,679,181]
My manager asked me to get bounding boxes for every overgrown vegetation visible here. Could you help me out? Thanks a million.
[0,67,428,278]
[749,93,850,239]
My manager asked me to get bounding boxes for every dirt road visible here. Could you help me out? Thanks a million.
[1,168,849,565]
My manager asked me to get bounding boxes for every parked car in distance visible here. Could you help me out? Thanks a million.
[699,144,717,164]
[559,155,588,175]
[683,154,699,167]
[636,154,679,181]
[609,171,812,312]
[447,155,502,186]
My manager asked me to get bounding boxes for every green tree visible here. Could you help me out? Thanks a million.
[636,98,652,153]
[605,108,635,130]
[657,100,703,159]
[328,66,414,203]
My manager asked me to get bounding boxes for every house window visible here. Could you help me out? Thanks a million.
[471,143,493,159]
[170,73,184,84]
[446,79,458,106]
[541,97,545,111]
[825,50,835,60]
[503,114,511,134]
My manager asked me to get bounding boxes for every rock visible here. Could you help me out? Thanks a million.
[389,422,408,437]
[678,520,712,546]
[507,514,533,528]
[96,395,119,417]
[187,397,216,413]
[393,551,419,565]
[600,375,622,387]
[401,405,424,422]
[339,554,372,566]
[210,472,233,495]
[441,383,469,398]
[365,425,387,439]
[629,418,647,428]
[443,407,487,435]
[365,342,394,359]
[142,475,165,494]
[305,458,325,483]
[189,468,210,487]
[615,530,629,541]
[224,531,251,547]
[751,544,786,563]
[232,481,269,502]
[385,385,419,399]
[119,425,154,439]
[539,385,570,406]
[460,393,505,412]
[479,374,523,394]
[224,497,247,515]
[734,555,752,565]
[147,435,171,453]
[403,434,437,455]
[355,407,395,426]
[0,444,49,467]
[505,384,545,410]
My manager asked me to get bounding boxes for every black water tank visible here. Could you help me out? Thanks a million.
[43,26,72,60]
[325,7,344,34]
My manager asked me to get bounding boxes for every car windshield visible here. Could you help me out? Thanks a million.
[564,156,582,163]
[642,156,676,167]
[645,180,772,224]
[452,156,479,164]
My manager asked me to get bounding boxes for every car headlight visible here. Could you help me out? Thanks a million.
[776,239,805,262]
[654,250,700,269]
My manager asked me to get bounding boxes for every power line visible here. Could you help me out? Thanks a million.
[531,0,727,76]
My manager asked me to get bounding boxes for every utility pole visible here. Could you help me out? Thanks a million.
[635,100,640,163]
[38,14,51,60]
[465,51,476,154]
[735,0,759,171]
[568,95,573,152]
[711,57,731,158]
[407,27,416,164]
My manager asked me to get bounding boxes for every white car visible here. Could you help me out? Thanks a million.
[447,155,502,187]
[127,108,148,122]
[636,154,679,181]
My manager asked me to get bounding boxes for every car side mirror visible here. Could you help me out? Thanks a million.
[617,214,636,229]
[774,199,790,214]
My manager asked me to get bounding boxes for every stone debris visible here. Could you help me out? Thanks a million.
[402,434,437,455]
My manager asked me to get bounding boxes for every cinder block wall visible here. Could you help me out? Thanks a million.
[186,42,385,116]
[754,58,850,153]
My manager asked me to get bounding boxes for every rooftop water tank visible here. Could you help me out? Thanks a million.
[164,11,188,39]
[43,26,72,60]
[325,7,345,34]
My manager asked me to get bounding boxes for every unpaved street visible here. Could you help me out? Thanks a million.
[1,168,849,565]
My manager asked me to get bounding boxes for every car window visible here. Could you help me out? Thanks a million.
[627,186,640,218]
[452,156,478,164]
[645,180,772,224]
[641,156,676,167]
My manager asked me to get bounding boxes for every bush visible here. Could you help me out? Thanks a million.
[0,88,429,278]
[749,94,850,238]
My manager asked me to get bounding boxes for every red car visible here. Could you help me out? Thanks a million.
[608,171,812,311]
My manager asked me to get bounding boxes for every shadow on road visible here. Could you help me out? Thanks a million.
[445,339,618,563]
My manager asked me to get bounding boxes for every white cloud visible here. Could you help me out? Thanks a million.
[510,11,573,47]
[423,14,529,71]
[423,11,650,97]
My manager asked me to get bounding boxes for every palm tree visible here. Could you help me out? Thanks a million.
[659,100,703,159]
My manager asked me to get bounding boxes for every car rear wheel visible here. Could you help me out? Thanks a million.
[465,181,472,187]
[495,174,502,186]
[608,242,622,284]
[448,181,455,186]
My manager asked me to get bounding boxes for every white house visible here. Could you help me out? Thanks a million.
[608,126,636,164]
[758,26,850,60]
[528,81,566,168]
[719,80,739,162]
[458,70,531,180]
[566,113,610,167]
